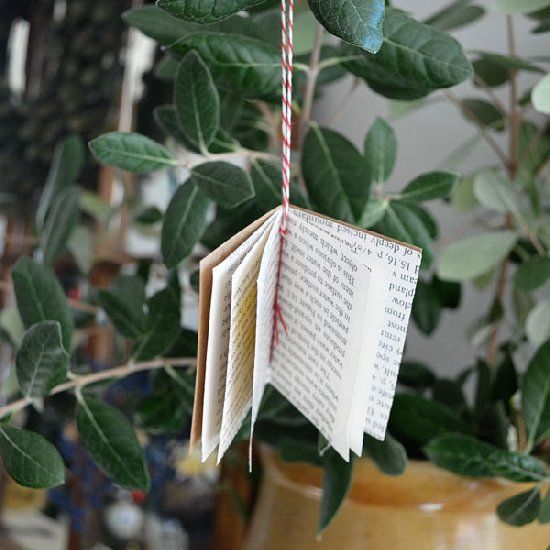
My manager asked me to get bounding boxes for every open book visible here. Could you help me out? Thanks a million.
[191,206,422,463]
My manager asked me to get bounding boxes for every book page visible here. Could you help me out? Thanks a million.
[288,207,422,440]
[249,210,283,465]
[191,210,276,448]
[269,210,374,460]
[201,217,275,461]
[217,222,277,462]
[347,264,389,455]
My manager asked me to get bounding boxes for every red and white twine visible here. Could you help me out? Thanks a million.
[279,0,294,232]
[271,0,295,354]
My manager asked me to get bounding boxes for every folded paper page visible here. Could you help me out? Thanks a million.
[201,216,275,461]
[217,218,277,462]
[191,210,276,449]
[269,209,386,460]
[291,209,422,438]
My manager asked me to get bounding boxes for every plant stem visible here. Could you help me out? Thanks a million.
[0,278,99,315]
[0,357,196,420]
[486,15,519,368]
[299,24,324,148]
[473,74,508,115]
[506,15,519,179]
[485,257,509,364]
[255,100,280,151]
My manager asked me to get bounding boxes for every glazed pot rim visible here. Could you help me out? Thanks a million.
[257,443,536,511]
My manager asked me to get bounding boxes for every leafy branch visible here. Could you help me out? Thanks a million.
[0,357,196,421]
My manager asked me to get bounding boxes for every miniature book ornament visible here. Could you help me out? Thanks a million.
[190,0,422,463]
[191,207,422,462]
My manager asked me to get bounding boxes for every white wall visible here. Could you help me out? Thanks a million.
[314,0,547,377]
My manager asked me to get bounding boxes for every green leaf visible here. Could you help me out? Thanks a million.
[437,231,517,282]
[250,159,282,210]
[134,284,181,361]
[35,135,85,232]
[412,281,441,336]
[302,124,371,222]
[358,199,389,229]
[79,191,111,226]
[462,98,505,131]
[363,118,396,185]
[540,491,550,524]
[135,207,163,226]
[11,257,73,352]
[532,73,550,114]
[472,51,544,74]
[425,434,547,482]
[89,132,175,174]
[169,33,280,100]
[406,203,438,239]
[401,171,458,202]
[526,300,550,346]
[425,0,485,32]
[308,0,384,53]
[136,393,188,434]
[154,105,195,147]
[40,186,80,268]
[473,57,509,88]
[397,361,436,388]
[68,226,94,274]
[493,0,550,14]
[432,378,468,415]
[451,176,477,211]
[161,181,212,268]
[190,161,254,208]
[497,489,541,527]
[362,432,407,475]
[252,163,308,210]
[516,257,550,291]
[157,0,265,24]
[491,350,518,402]
[278,438,322,466]
[318,449,353,535]
[389,394,469,446]
[136,370,193,433]
[98,276,146,340]
[16,321,69,398]
[473,361,492,418]
[175,52,220,150]
[473,170,519,213]
[531,14,550,33]
[76,394,150,490]
[432,275,461,309]
[208,127,239,154]
[0,425,65,489]
[377,201,433,267]
[0,307,24,347]
[123,5,198,44]
[519,121,550,177]
[344,8,473,100]
[522,341,550,448]
[155,55,180,80]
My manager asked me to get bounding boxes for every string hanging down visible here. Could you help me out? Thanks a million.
[279,0,294,232]
[271,0,295,352]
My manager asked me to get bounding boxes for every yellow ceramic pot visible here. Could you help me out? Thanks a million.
[244,446,550,550]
